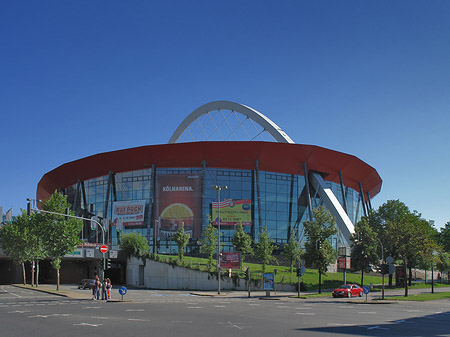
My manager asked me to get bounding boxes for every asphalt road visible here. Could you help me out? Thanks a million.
[1,285,449,337]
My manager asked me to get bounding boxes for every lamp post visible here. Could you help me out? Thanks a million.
[212,185,227,294]
[378,238,385,300]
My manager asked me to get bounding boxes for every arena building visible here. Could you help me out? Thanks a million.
[37,101,382,259]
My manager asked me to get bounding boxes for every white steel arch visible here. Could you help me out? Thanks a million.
[168,100,295,144]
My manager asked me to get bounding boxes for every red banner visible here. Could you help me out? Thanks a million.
[338,257,351,269]
[219,252,241,269]
[155,174,202,239]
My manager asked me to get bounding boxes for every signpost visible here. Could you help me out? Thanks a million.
[100,245,108,254]
[119,286,127,301]
[363,285,370,301]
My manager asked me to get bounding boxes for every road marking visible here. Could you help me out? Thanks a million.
[296,312,316,315]
[214,305,226,308]
[327,323,353,326]
[172,320,192,323]
[91,316,110,320]
[367,326,389,330]
[406,309,423,312]
[126,309,144,312]
[277,306,290,308]
[294,307,311,310]
[248,303,260,306]
[187,306,203,309]
[8,310,30,314]
[218,321,250,329]
[83,306,101,309]
[73,323,103,327]
[359,311,377,314]
[29,315,49,318]
[128,318,150,322]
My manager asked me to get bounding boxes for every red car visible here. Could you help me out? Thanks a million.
[332,284,363,298]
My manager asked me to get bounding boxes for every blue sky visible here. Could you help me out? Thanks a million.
[1,1,449,229]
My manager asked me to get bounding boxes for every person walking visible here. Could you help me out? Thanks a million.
[106,278,112,300]
[92,275,98,300]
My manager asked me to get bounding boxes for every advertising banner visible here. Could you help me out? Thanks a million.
[155,174,202,239]
[111,200,146,228]
[263,273,275,290]
[211,199,252,226]
[219,252,241,269]
[338,257,351,269]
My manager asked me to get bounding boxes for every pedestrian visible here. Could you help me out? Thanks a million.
[102,278,107,300]
[92,275,98,300]
[95,277,102,300]
[106,278,112,300]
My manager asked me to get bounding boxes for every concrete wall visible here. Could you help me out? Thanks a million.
[126,257,296,291]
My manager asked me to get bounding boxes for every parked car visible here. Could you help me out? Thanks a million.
[78,279,95,289]
[332,284,363,298]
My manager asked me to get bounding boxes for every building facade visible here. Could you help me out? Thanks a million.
[37,101,382,257]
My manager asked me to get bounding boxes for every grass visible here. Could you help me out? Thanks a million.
[151,254,383,291]
[382,292,450,301]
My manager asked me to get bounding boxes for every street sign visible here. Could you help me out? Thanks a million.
[363,286,370,294]
[99,245,108,254]
[119,286,127,295]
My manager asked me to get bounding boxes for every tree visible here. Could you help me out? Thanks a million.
[38,192,82,290]
[303,206,337,294]
[173,223,190,262]
[439,221,450,252]
[255,226,277,273]
[231,223,253,265]
[350,211,380,286]
[436,252,450,284]
[283,229,303,272]
[121,232,150,258]
[199,220,218,271]
[0,210,32,285]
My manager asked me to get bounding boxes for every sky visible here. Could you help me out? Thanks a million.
[1,1,449,229]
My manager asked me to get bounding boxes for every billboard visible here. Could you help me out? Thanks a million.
[211,199,251,226]
[111,200,146,228]
[155,174,202,239]
[219,252,241,269]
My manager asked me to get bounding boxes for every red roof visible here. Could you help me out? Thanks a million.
[37,141,382,201]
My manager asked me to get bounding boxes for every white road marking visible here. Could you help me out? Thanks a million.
[91,316,110,320]
[83,306,101,309]
[8,310,30,314]
[327,323,353,326]
[214,305,226,308]
[359,311,377,314]
[187,306,203,309]
[126,309,144,312]
[73,323,103,327]
[29,315,49,318]
[172,320,193,323]
[296,312,316,315]
[128,318,150,322]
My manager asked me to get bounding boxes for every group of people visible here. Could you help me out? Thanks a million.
[92,275,112,300]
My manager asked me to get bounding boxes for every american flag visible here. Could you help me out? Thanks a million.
[212,199,231,208]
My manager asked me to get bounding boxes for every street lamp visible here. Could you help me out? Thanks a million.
[212,185,227,294]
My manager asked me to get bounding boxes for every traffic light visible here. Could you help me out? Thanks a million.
[316,240,321,250]
[296,267,301,277]
[99,259,104,270]
[244,267,250,279]
[27,202,31,216]
[381,263,389,275]
[106,259,112,270]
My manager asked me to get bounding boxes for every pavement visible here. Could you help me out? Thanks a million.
[12,283,450,303]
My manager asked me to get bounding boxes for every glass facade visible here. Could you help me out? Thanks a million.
[66,167,365,255]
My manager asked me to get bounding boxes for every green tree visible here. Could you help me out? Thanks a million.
[255,226,277,273]
[121,232,150,258]
[199,219,218,271]
[439,221,450,252]
[350,211,380,286]
[283,229,303,272]
[436,252,450,284]
[0,210,32,284]
[38,192,82,290]
[231,223,253,265]
[173,223,190,262]
[303,206,337,294]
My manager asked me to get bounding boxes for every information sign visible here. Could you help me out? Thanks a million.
[263,273,274,291]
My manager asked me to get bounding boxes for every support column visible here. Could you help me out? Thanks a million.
[288,174,294,240]
[303,163,313,221]
[201,160,207,238]
[255,160,263,234]
[338,171,348,214]
[151,164,157,254]
[366,192,372,210]
[359,182,367,217]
